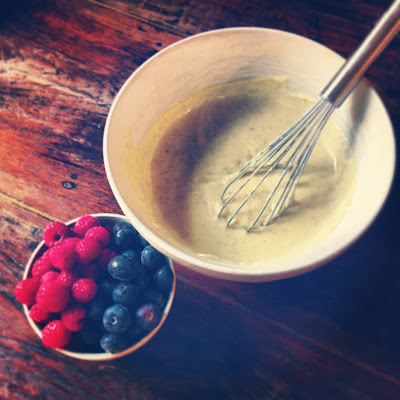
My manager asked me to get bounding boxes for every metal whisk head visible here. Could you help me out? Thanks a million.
[218,98,335,231]
[218,0,400,231]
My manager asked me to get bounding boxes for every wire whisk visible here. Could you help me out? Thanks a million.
[218,0,400,232]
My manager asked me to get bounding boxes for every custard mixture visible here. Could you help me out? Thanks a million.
[124,78,357,265]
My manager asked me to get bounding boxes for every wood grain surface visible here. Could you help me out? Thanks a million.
[0,0,399,399]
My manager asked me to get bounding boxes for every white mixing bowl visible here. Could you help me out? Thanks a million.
[104,28,395,282]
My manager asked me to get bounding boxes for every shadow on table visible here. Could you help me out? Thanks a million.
[0,0,49,25]
[105,244,400,400]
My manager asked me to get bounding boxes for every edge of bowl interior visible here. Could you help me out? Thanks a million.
[22,213,176,361]
[103,27,396,283]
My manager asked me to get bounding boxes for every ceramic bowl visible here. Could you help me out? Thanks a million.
[23,213,176,361]
[103,28,396,283]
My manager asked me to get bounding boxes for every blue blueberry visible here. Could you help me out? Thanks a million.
[153,265,174,292]
[114,228,140,251]
[122,249,140,262]
[141,245,166,269]
[142,289,167,310]
[97,278,117,298]
[108,255,140,281]
[135,303,162,331]
[100,333,129,353]
[112,282,140,307]
[87,294,108,321]
[139,234,149,248]
[112,221,135,235]
[135,265,151,291]
[103,304,131,333]
[126,323,145,343]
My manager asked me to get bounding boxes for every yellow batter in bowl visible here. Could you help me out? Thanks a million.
[125,78,358,266]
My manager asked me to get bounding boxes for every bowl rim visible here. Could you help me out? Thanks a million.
[103,27,396,282]
[23,213,176,361]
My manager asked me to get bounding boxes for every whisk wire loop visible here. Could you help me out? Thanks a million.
[285,102,335,206]
[246,100,334,231]
[262,100,335,228]
[218,99,326,223]
[219,98,323,205]
[219,98,336,231]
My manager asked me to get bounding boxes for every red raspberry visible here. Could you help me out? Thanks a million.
[97,248,117,271]
[43,221,69,248]
[57,270,79,288]
[42,320,71,349]
[72,216,100,238]
[49,238,78,271]
[63,236,81,249]
[71,278,97,303]
[84,226,110,248]
[36,280,70,313]
[31,250,53,278]
[61,303,86,332]
[14,277,41,306]
[76,238,101,264]
[29,303,50,323]
[40,270,59,283]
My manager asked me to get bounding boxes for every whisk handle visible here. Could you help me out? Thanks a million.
[321,0,400,107]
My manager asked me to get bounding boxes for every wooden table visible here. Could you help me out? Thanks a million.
[1,0,399,399]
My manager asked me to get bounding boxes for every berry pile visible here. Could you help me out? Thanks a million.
[15,216,174,354]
